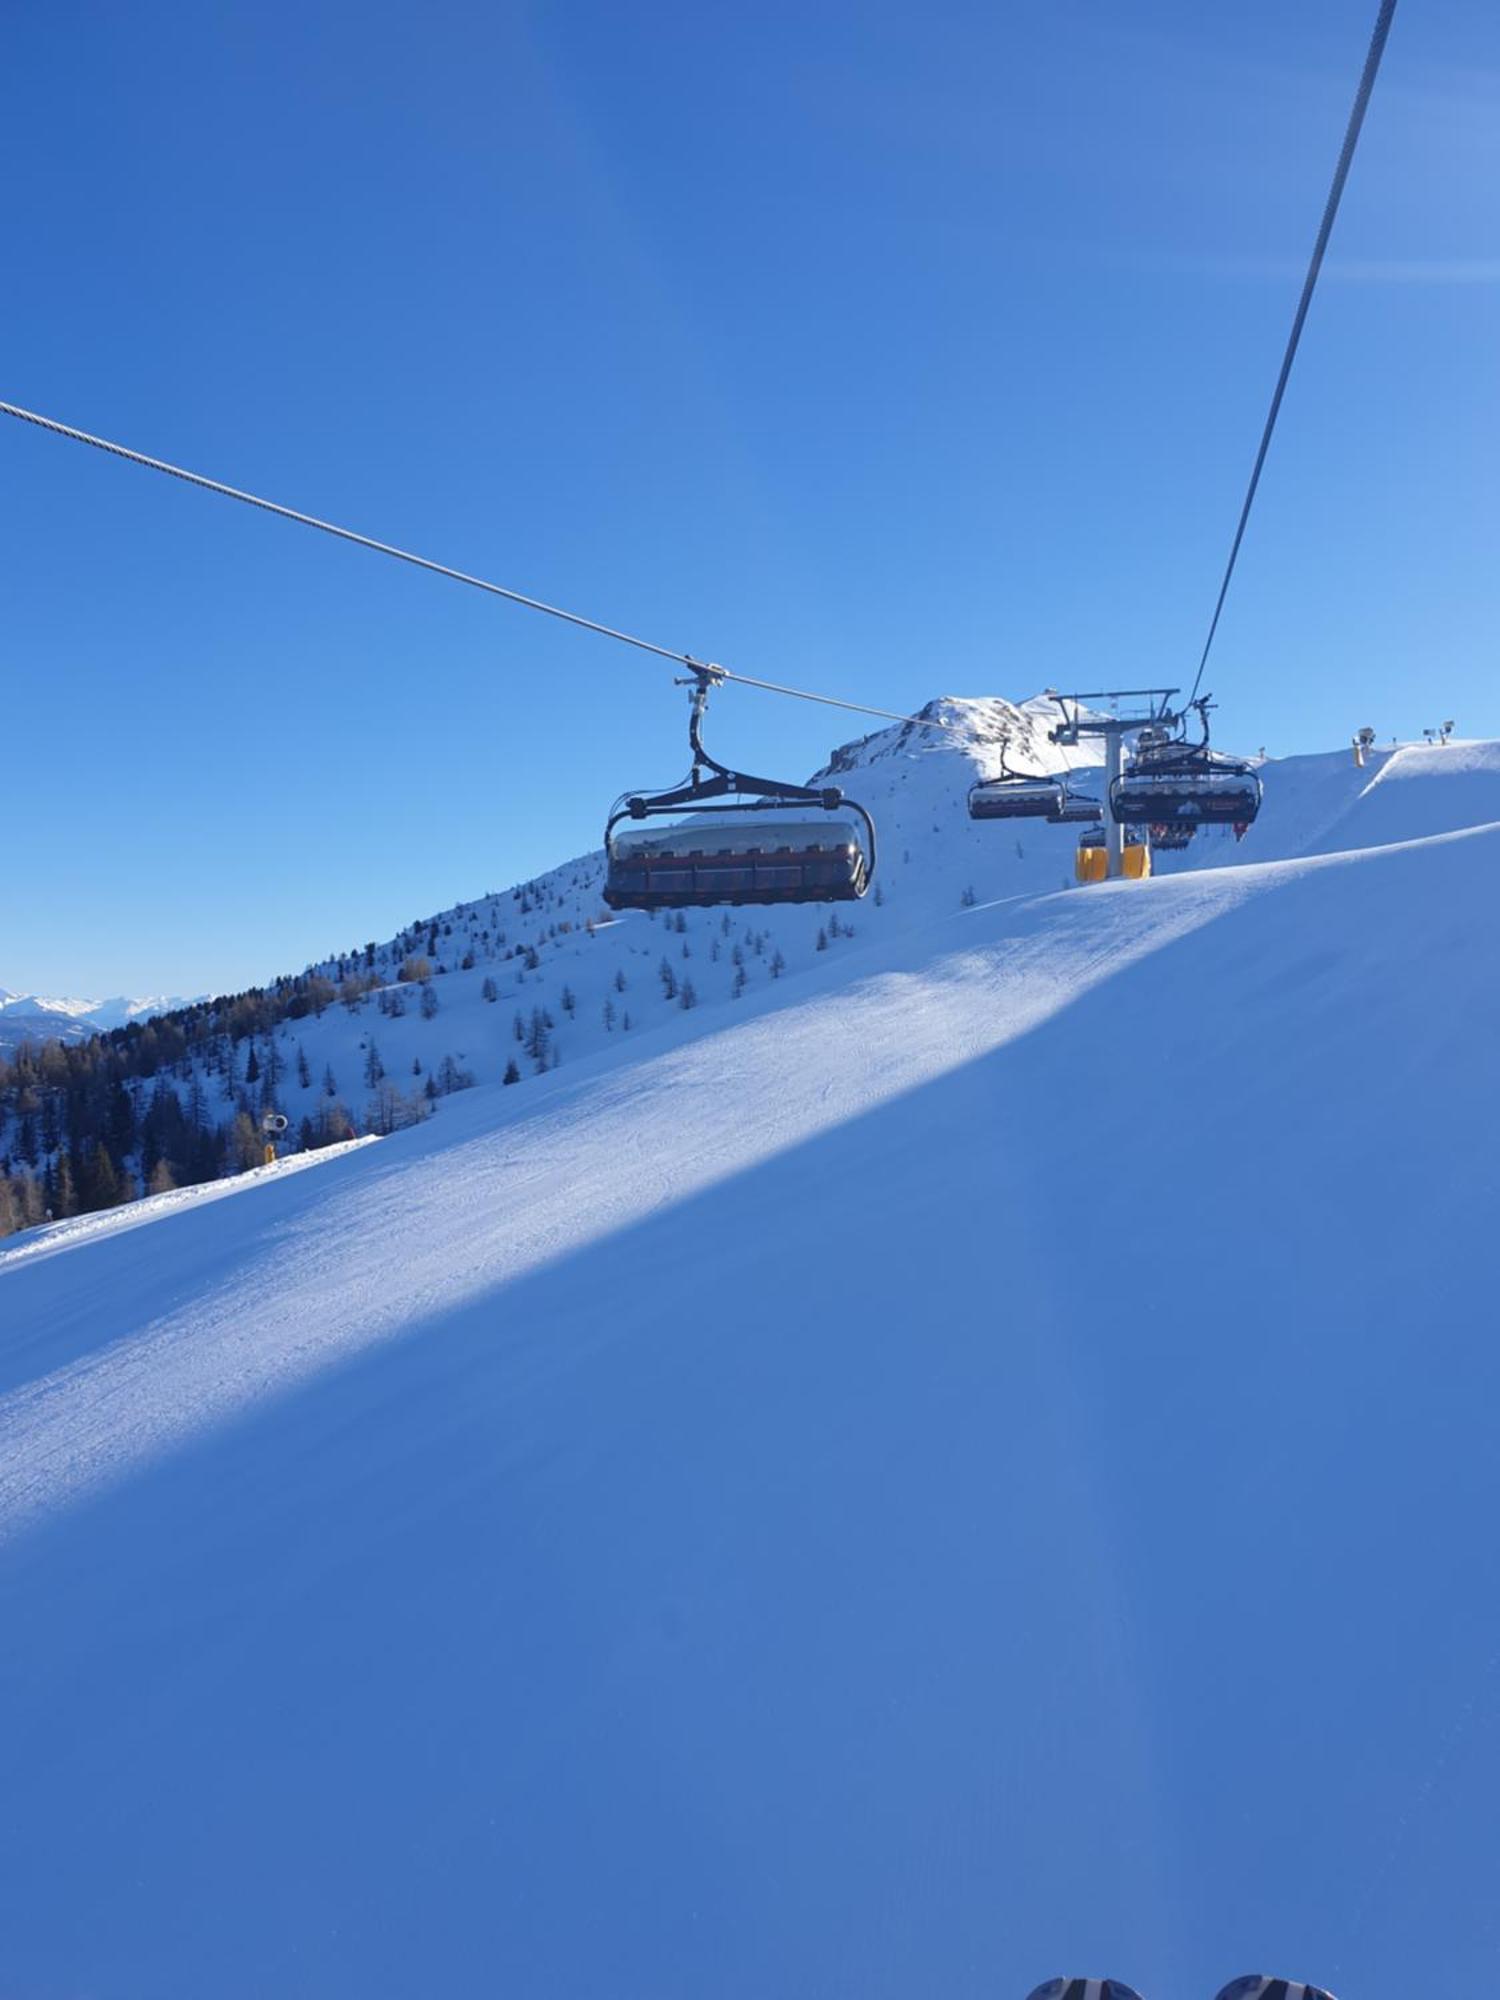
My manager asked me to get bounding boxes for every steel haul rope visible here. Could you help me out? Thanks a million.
[1188,0,1399,705]
[0,397,970,740]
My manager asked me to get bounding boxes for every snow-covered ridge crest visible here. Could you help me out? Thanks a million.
[814,692,1092,782]
[0,992,189,1034]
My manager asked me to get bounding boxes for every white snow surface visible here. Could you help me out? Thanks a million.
[2,706,1498,1998]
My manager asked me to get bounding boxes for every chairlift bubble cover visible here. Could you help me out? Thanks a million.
[967,775,1065,821]
[604,814,870,908]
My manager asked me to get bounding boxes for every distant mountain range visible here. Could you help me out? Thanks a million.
[0,990,189,1054]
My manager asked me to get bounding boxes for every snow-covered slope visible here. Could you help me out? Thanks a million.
[1157,735,1500,871]
[1,726,1497,1998]
[19,699,1489,1178]
[9,707,1493,1180]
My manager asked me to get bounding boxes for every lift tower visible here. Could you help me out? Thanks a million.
[1047,689,1180,880]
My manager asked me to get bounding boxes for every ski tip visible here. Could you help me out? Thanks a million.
[1214,1979,1337,2000]
[1026,1982,1147,2000]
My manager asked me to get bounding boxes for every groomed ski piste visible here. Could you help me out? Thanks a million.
[2,719,1498,1997]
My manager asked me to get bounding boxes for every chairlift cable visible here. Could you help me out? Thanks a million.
[0,397,967,740]
[1188,0,1398,708]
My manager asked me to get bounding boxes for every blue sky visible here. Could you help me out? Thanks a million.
[4,0,1496,996]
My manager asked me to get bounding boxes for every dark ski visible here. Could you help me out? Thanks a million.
[1215,1980,1337,2000]
[1026,1982,1147,2000]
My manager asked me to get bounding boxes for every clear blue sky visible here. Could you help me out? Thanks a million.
[4,0,1495,997]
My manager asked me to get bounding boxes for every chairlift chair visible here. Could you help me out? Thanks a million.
[967,733,1067,821]
[1109,697,1262,831]
[1076,824,1146,852]
[1047,789,1105,825]
[602,666,877,911]
[1074,820,1149,882]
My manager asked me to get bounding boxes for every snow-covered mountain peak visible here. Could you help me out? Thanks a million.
[0,991,188,1024]
[0,992,191,1053]
[815,692,1088,784]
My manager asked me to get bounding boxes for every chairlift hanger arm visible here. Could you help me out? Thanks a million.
[671,664,845,807]
[606,662,877,878]
[971,728,1059,790]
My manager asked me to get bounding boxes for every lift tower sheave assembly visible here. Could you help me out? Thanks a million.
[1047,689,1180,880]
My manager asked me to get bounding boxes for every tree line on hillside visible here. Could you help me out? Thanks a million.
[0,857,806,1241]
[0,871,625,1243]
[0,957,491,1238]
[0,881,592,1240]
[0,1028,363,1238]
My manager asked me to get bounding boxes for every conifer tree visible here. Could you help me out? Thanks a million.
[50,1154,76,1220]
[525,1009,550,1063]
[230,1113,263,1173]
[81,1142,121,1211]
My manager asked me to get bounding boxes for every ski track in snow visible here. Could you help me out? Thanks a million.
[3,727,1500,1999]
[3,821,1491,1544]
[0,1130,381,1270]
[0,863,1261,1539]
